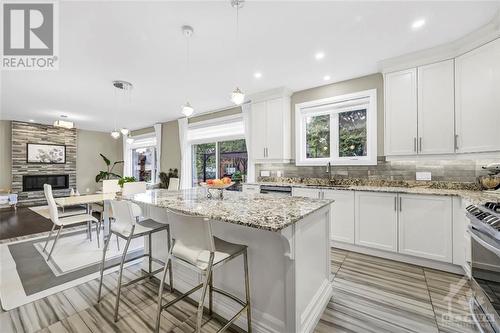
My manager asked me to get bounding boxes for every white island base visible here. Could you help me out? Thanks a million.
[139,204,332,333]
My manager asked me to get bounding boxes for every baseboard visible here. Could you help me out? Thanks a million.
[300,279,332,333]
[333,241,465,275]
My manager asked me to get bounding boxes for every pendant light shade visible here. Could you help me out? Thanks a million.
[111,130,120,139]
[120,128,130,136]
[182,102,194,117]
[231,87,245,105]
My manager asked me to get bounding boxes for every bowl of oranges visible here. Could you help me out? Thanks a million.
[200,177,235,198]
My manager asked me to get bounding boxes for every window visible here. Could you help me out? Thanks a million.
[191,139,247,186]
[296,89,377,165]
[129,134,158,183]
[188,115,248,187]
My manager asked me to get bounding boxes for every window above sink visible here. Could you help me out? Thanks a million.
[295,89,377,166]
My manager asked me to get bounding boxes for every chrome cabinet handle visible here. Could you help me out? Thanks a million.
[419,137,422,152]
[399,197,402,211]
[413,138,417,153]
[454,134,459,151]
[394,197,397,211]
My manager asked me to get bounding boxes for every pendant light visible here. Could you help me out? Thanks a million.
[182,25,194,117]
[126,135,134,144]
[111,80,133,139]
[230,0,245,105]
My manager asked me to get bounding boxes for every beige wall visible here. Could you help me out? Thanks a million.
[131,126,154,136]
[188,106,241,124]
[76,129,123,194]
[290,73,384,158]
[160,120,181,173]
[0,120,12,190]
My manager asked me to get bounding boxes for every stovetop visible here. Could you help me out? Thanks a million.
[467,202,500,241]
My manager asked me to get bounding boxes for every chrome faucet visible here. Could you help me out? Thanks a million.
[326,162,333,181]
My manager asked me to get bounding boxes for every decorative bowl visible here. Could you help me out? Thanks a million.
[199,182,235,199]
[477,175,500,190]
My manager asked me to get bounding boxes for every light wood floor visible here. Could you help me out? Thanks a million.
[0,231,480,333]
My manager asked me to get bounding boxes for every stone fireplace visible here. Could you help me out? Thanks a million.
[11,121,76,206]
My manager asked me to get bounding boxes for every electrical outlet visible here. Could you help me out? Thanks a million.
[260,170,270,177]
[416,172,432,181]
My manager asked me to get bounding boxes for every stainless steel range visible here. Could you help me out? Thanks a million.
[466,201,500,333]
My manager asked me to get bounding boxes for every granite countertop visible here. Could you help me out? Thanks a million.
[129,188,332,232]
[247,178,500,205]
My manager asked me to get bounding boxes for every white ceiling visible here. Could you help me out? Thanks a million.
[2,1,500,132]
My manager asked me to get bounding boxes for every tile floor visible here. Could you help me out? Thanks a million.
[0,231,481,333]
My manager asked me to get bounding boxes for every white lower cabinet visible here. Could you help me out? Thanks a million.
[355,191,398,252]
[291,187,321,199]
[398,194,453,263]
[323,189,355,244]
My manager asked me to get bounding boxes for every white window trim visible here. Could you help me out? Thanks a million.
[295,89,377,166]
[127,132,159,184]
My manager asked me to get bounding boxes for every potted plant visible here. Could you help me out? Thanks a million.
[118,176,136,188]
[159,168,179,189]
[95,154,123,183]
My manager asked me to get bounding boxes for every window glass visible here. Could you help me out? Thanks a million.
[218,139,248,179]
[338,109,367,157]
[132,147,156,182]
[306,114,330,158]
[192,143,216,186]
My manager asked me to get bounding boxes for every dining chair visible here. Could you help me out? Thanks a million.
[95,179,122,250]
[122,181,147,196]
[155,209,252,333]
[97,200,173,322]
[167,178,180,191]
[43,184,100,262]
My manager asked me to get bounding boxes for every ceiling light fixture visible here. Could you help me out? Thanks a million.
[230,0,245,106]
[315,52,325,60]
[53,120,74,129]
[254,72,262,79]
[111,80,133,139]
[323,75,331,81]
[126,135,134,144]
[181,25,195,117]
[411,18,426,30]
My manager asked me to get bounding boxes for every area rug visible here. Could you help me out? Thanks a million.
[29,205,88,219]
[0,228,144,310]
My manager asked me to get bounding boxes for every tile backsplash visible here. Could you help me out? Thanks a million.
[256,158,499,183]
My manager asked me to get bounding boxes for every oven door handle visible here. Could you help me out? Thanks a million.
[468,297,487,333]
[467,225,500,258]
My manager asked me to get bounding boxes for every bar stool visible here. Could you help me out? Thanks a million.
[155,209,252,333]
[97,200,173,322]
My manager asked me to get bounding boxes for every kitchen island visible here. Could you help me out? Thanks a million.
[129,188,333,333]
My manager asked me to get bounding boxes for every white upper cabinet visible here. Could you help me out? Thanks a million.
[250,90,291,163]
[455,38,500,153]
[398,194,453,263]
[417,60,455,154]
[384,69,418,155]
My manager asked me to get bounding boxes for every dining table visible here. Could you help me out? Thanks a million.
[54,193,116,239]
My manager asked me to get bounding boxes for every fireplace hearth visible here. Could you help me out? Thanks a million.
[22,174,69,192]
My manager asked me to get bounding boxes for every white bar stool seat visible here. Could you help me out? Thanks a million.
[155,209,252,333]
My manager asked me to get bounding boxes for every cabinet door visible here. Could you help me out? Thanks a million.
[398,194,453,263]
[291,187,320,199]
[250,101,267,160]
[384,69,418,155]
[455,38,500,153]
[323,190,355,244]
[417,60,455,154]
[265,98,284,160]
[355,191,398,252]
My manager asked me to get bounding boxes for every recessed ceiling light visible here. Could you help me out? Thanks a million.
[411,18,426,30]
[323,75,331,81]
[315,52,325,60]
[254,72,262,79]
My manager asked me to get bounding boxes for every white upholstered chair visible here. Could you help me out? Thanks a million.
[167,178,180,191]
[43,184,100,262]
[155,210,251,333]
[97,200,172,322]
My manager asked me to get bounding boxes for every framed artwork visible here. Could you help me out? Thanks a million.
[27,143,66,164]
